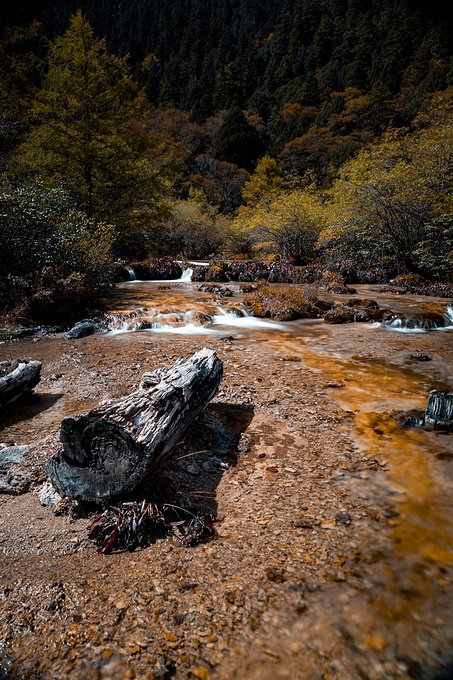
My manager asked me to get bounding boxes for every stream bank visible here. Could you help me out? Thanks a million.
[0,281,452,679]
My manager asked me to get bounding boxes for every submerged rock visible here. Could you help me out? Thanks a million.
[383,312,447,331]
[397,410,425,428]
[410,352,432,361]
[323,302,388,324]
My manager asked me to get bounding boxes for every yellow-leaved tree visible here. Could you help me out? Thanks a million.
[320,88,453,276]
[230,155,326,262]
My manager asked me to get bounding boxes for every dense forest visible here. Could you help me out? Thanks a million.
[0,0,452,324]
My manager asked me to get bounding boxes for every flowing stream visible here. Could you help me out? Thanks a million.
[1,276,452,677]
[105,278,453,580]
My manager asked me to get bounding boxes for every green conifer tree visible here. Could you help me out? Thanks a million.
[213,107,265,172]
[16,10,166,253]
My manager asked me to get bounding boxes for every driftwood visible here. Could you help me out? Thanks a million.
[425,390,453,431]
[0,360,42,408]
[46,348,223,500]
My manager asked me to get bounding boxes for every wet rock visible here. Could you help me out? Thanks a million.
[198,284,221,294]
[345,298,379,309]
[159,313,185,327]
[205,263,229,282]
[324,303,388,324]
[132,319,154,331]
[131,258,182,281]
[323,305,356,324]
[425,391,453,431]
[397,410,425,428]
[0,445,32,495]
[191,312,213,326]
[66,319,99,339]
[410,352,432,361]
[192,265,207,282]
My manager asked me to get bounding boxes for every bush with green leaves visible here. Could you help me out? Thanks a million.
[0,181,113,323]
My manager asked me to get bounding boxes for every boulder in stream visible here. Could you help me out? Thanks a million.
[425,391,453,432]
[66,319,99,339]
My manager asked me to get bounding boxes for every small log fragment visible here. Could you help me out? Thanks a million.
[425,391,453,431]
[0,360,42,408]
[46,348,223,500]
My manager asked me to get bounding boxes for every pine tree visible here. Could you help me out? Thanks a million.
[16,11,166,240]
[213,107,265,172]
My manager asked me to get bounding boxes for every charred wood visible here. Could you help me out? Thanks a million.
[46,348,223,501]
[0,360,42,408]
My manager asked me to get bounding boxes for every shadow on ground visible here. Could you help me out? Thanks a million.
[0,392,63,432]
[144,402,254,518]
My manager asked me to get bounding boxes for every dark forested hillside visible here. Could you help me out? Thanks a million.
[5,0,452,123]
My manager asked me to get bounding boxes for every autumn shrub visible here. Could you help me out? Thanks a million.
[296,265,328,283]
[0,181,114,324]
[267,261,296,283]
[328,261,392,284]
[393,273,427,289]
[324,302,388,324]
[244,284,324,321]
[319,270,357,294]
[391,274,453,298]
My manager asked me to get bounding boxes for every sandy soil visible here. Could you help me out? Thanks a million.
[0,284,452,679]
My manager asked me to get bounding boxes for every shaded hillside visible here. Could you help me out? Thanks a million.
[5,0,453,125]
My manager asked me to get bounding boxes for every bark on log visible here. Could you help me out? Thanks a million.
[425,390,453,431]
[46,348,223,500]
[0,360,42,408]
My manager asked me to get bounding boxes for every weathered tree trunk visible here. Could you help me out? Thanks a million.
[46,348,223,500]
[0,360,42,408]
[425,391,453,432]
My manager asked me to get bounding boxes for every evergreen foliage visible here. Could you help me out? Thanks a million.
[213,107,265,172]
[14,11,167,254]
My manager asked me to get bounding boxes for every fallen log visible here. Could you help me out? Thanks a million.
[46,348,223,500]
[0,360,42,408]
[425,390,453,432]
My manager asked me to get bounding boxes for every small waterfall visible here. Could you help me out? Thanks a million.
[127,268,136,281]
[105,305,289,335]
[382,310,450,333]
[445,304,453,326]
[179,267,193,282]
[212,307,287,330]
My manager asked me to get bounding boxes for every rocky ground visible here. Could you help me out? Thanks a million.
[0,284,453,680]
